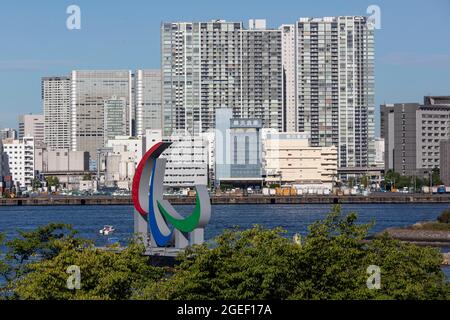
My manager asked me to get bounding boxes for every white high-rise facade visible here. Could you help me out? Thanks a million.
[280,24,296,132]
[135,69,162,136]
[161,20,283,136]
[42,76,71,149]
[296,16,375,168]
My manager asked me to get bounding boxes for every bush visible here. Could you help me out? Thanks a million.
[437,210,450,224]
[139,205,449,300]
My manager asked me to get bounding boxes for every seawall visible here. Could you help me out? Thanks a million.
[1,194,450,206]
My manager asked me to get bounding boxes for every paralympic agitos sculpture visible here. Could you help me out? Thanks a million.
[132,142,211,248]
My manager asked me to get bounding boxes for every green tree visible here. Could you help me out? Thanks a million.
[12,241,164,300]
[0,223,77,298]
[138,226,303,300]
[291,206,447,299]
[384,170,400,190]
[45,176,60,189]
[138,205,448,300]
[32,177,42,190]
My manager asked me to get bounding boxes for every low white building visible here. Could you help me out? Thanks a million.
[2,137,35,188]
[145,130,208,188]
[104,136,144,189]
[263,133,337,188]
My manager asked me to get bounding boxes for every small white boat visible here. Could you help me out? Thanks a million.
[99,225,115,235]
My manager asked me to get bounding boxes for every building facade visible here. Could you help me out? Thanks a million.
[440,140,450,186]
[104,97,128,142]
[2,137,35,188]
[161,20,283,136]
[381,98,450,176]
[0,128,18,141]
[42,76,71,149]
[0,139,9,178]
[104,136,144,189]
[296,16,375,168]
[18,114,44,143]
[373,137,385,167]
[280,24,296,132]
[263,132,337,185]
[214,108,263,187]
[135,70,162,136]
[145,130,208,188]
[70,70,133,160]
[35,149,89,173]
[241,22,283,130]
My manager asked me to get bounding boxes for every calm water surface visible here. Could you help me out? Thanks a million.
[0,203,449,243]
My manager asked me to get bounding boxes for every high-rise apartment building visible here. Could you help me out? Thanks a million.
[42,76,71,149]
[135,70,162,136]
[18,114,44,143]
[279,24,296,132]
[161,20,283,136]
[241,22,283,130]
[296,16,375,168]
[70,70,133,159]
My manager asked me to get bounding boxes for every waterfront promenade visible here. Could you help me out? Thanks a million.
[1,193,450,206]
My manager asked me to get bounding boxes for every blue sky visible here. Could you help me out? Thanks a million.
[1,0,449,136]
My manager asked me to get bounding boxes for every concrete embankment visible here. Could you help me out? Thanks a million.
[372,228,450,248]
[1,194,450,206]
[371,225,450,265]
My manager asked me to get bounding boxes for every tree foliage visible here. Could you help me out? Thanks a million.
[12,241,164,300]
[383,169,443,191]
[45,176,60,189]
[139,205,449,300]
[1,206,449,300]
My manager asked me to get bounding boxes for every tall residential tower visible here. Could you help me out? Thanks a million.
[296,16,375,168]
[161,19,283,136]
